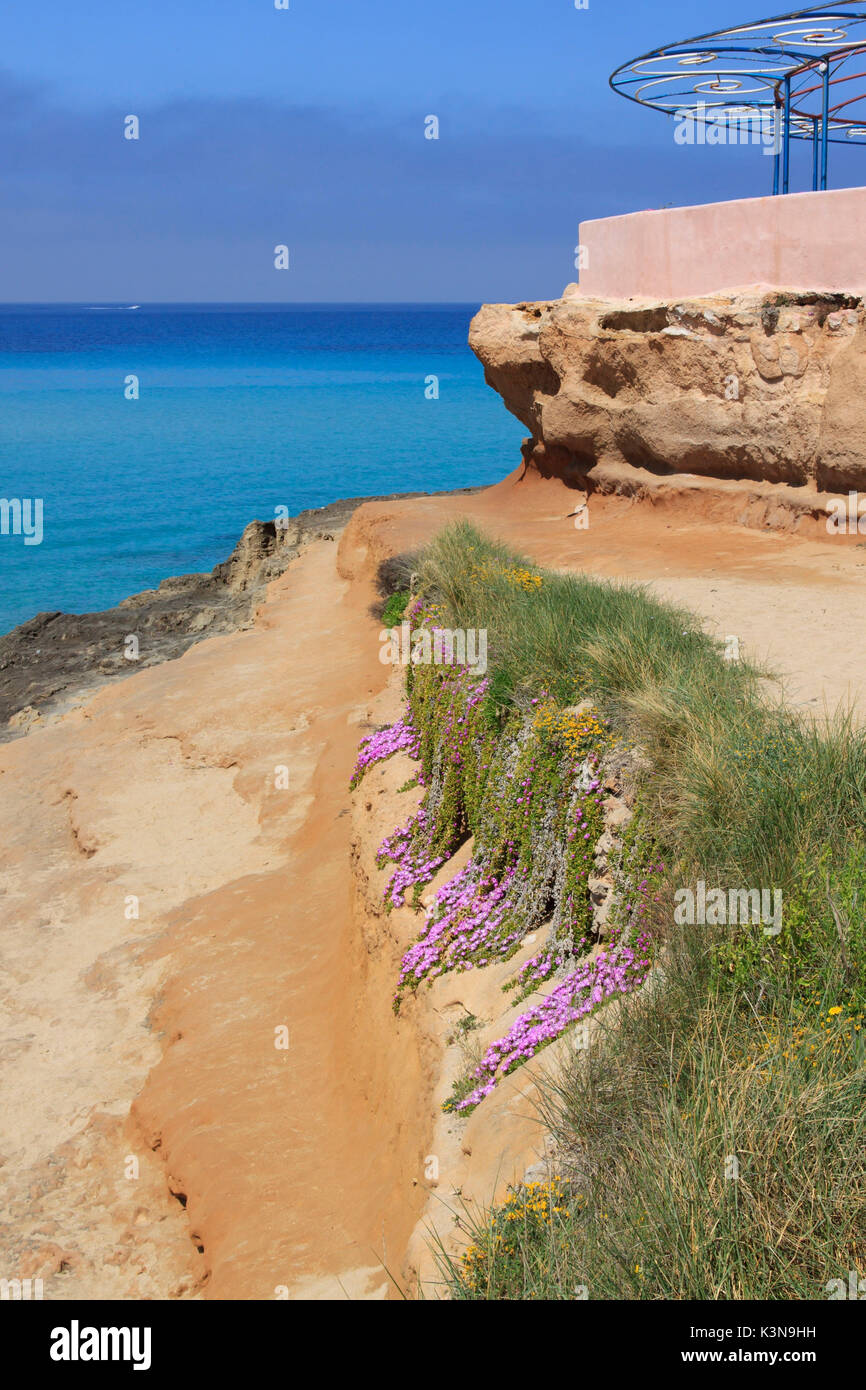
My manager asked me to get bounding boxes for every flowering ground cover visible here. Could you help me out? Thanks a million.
[446,932,652,1113]
[398,522,865,1301]
[351,558,655,1102]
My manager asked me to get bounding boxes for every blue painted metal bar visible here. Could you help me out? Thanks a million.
[782,75,792,193]
[773,101,782,195]
[813,116,820,190]
[821,61,831,188]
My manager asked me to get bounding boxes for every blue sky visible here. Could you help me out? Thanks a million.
[1,0,863,301]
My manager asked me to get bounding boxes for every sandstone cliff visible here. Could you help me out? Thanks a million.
[469,290,866,495]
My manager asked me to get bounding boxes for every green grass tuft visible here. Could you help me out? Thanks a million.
[416,522,866,1300]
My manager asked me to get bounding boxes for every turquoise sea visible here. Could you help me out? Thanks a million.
[0,304,523,634]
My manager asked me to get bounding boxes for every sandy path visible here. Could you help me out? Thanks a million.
[347,467,866,717]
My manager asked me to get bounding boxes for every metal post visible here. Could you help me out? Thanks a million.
[813,115,820,190]
[773,99,782,194]
[821,61,831,189]
[783,75,792,193]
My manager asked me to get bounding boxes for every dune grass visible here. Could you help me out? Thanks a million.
[413,522,866,1300]
[418,520,866,898]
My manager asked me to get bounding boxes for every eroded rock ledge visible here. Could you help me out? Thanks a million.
[469,290,866,494]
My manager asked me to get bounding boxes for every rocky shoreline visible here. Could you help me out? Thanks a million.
[0,487,482,741]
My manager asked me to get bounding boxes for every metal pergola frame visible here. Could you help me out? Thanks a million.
[610,3,866,193]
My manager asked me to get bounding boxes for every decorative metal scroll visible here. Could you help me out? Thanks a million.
[610,3,866,186]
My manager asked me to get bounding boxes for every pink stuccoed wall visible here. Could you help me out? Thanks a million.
[576,187,866,300]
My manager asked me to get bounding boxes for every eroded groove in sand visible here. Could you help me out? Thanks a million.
[121,538,437,1298]
[0,538,435,1298]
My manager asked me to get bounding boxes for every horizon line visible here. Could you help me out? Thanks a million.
[0,299,492,307]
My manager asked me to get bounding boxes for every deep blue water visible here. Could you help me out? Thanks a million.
[0,304,522,634]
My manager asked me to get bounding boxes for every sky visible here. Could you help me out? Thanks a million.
[1,0,864,302]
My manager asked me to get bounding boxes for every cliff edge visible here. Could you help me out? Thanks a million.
[470,290,866,495]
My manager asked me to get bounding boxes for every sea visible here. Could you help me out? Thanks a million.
[0,304,523,635]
